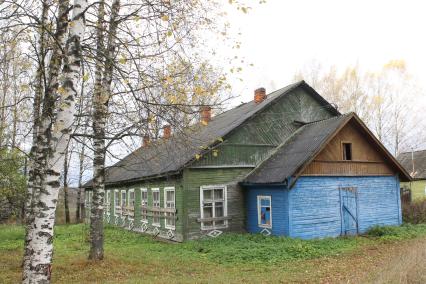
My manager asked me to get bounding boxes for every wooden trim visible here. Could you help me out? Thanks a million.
[302,173,395,177]
[314,160,384,164]
[140,206,176,213]
[197,216,232,223]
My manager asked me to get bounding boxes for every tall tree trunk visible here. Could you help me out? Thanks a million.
[89,0,120,261]
[89,0,106,260]
[76,141,85,222]
[63,146,70,224]
[22,0,87,282]
[22,0,49,280]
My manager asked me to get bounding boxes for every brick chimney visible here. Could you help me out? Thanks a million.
[200,106,212,125]
[254,87,267,103]
[143,135,150,147]
[163,125,171,139]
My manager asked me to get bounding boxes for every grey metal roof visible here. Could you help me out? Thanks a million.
[86,80,338,187]
[397,150,426,180]
[243,114,351,185]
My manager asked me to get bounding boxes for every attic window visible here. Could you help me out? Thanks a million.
[342,143,352,161]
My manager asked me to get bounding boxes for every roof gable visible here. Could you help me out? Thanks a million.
[243,113,411,186]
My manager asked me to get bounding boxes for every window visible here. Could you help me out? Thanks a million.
[128,189,135,207]
[114,190,120,207]
[141,188,148,223]
[200,185,227,230]
[114,190,120,215]
[121,190,127,208]
[257,196,272,228]
[105,191,110,206]
[87,191,92,207]
[152,188,160,226]
[164,187,175,229]
[342,142,352,161]
[128,189,135,217]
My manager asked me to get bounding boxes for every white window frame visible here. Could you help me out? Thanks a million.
[141,188,148,223]
[200,185,228,230]
[128,188,135,217]
[164,187,176,230]
[105,190,111,206]
[87,191,92,207]
[114,189,120,216]
[128,189,135,208]
[121,189,127,208]
[152,188,160,227]
[257,195,272,229]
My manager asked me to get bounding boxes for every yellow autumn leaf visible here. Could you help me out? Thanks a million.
[212,150,219,157]
[195,154,201,160]
[119,56,127,64]
[216,137,224,142]
[58,86,66,95]
[194,86,204,96]
[201,120,208,126]
[161,15,169,21]
[83,73,89,82]
[167,31,173,37]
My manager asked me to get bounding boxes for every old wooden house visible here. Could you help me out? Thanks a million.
[398,150,426,200]
[84,81,410,241]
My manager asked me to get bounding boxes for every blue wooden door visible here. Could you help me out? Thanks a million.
[340,187,358,236]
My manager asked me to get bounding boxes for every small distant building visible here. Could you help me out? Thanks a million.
[84,81,410,241]
[398,150,426,200]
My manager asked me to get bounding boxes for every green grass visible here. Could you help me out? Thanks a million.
[1,223,426,283]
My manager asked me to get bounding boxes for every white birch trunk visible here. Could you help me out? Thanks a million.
[23,0,88,282]
[89,0,120,260]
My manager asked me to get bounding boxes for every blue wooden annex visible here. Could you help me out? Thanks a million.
[242,114,410,239]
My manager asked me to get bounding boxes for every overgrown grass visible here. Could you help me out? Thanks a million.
[1,223,426,283]
[403,198,426,224]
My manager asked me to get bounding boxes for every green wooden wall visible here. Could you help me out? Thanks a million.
[182,167,250,240]
[101,176,184,242]
[401,180,426,200]
[191,88,335,168]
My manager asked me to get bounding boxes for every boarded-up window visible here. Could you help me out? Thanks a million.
[152,188,160,226]
[257,196,272,228]
[164,187,175,229]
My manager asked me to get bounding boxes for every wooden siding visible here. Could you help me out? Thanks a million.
[302,121,394,176]
[245,187,289,236]
[191,88,336,168]
[289,176,401,239]
[99,177,185,242]
[182,167,250,240]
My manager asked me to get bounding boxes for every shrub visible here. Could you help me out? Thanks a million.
[402,198,426,224]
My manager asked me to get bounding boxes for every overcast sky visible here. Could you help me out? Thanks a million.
[222,0,426,105]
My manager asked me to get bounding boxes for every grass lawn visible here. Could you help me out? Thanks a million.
[1,224,426,283]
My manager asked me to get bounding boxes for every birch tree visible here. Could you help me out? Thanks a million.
[20,0,89,282]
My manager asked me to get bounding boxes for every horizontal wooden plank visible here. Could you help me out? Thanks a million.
[196,216,232,222]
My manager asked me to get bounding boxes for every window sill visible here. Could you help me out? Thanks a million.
[258,224,272,229]
[165,226,176,230]
[152,223,161,227]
